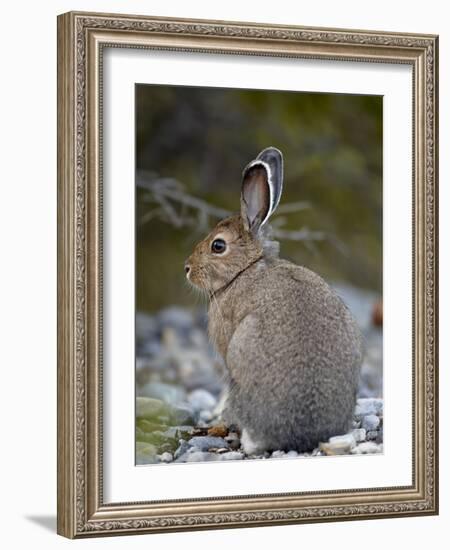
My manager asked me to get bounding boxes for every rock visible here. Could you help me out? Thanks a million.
[354,398,383,418]
[178,451,220,463]
[189,327,209,348]
[138,340,163,358]
[320,433,356,456]
[160,366,177,383]
[330,433,356,447]
[136,419,166,434]
[366,430,379,440]
[161,442,179,454]
[158,306,194,331]
[361,414,380,431]
[350,428,366,443]
[354,441,382,454]
[188,388,217,411]
[286,450,299,458]
[358,359,383,399]
[136,356,152,372]
[159,452,173,463]
[224,432,241,450]
[138,382,187,406]
[174,439,190,460]
[136,429,163,446]
[271,450,285,458]
[170,405,196,426]
[135,358,173,382]
[135,312,158,344]
[136,397,168,419]
[161,327,180,350]
[187,436,229,451]
[177,353,223,394]
[135,426,146,439]
[199,410,213,423]
[215,447,229,454]
[136,442,158,464]
[136,430,179,454]
[218,451,245,460]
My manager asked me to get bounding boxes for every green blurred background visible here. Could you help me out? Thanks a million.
[136,84,382,313]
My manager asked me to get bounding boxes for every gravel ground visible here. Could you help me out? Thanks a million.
[135,284,383,465]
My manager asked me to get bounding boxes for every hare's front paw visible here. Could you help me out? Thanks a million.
[241,428,265,455]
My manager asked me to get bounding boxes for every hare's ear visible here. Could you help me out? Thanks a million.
[240,147,284,233]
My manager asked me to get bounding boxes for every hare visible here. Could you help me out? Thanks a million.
[185,147,363,454]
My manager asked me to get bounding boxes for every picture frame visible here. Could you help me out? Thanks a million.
[57,10,439,538]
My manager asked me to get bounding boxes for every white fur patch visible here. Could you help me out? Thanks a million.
[241,428,265,455]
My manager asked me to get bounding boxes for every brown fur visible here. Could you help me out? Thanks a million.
[185,148,363,453]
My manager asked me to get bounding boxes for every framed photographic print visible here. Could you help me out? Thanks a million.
[57,11,439,538]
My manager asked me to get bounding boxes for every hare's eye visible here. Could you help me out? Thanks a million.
[211,238,226,254]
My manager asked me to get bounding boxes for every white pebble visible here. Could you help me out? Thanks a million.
[199,409,213,422]
[159,452,173,463]
[320,433,356,455]
[219,451,245,460]
[355,398,383,418]
[186,451,219,462]
[356,441,382,454]
[271,450,286,458]
[362,414,380,431]
[350,428,366,443]
[188,389,217,411]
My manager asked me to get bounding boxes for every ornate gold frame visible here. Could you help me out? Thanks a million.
[57,11,439,538]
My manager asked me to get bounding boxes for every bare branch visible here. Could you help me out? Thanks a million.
[137,174,230,220]
[136,172,344,249]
